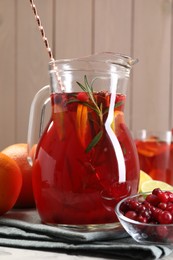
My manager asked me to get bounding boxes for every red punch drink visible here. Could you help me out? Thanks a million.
[28,53,140,229]
[135,131,173,185]
[32,90,139,226]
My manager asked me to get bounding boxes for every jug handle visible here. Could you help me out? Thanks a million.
[27,85,50,166]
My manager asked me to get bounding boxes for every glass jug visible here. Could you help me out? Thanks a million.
[28,52,140,230]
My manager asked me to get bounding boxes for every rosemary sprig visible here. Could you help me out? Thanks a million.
[76,75,103,124]
[85,130,103,153]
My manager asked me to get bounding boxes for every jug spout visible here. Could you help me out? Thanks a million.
[84,52,138,68]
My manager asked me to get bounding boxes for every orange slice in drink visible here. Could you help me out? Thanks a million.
[76,104,88,147]
[111,111,124,134]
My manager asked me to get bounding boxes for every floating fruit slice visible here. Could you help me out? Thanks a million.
[141,180,173,193]
[136,139,168,157]
[76,104,88,147]
[111,111,124,134]
[138,170,152,192]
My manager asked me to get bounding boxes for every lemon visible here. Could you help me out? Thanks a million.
[138,170,152,192]
[141,180,173,193]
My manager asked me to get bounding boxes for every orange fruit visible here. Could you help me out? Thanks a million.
[2,143,35,208]
[0,152,22,215]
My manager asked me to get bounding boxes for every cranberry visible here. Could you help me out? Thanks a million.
[168,192,173,202]
[120,200,130,213]
[143,201,153,210]
[152,188,162,196]
[150,207,162,220]
[158,202,167,210]
[125,211,137,220]
[137,215,147,223]
[128,200,140,210]
[96,92,108,107]
[137,204,146,212]
[146,194,160,206]
[158,211,172,224]
[157,192,169,203]
[77,92,88,102]
[140,209,151,220]
[156,226,168,238]
[166,204,173,214]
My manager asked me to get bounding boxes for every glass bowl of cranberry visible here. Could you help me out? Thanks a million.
[115,188,173,245]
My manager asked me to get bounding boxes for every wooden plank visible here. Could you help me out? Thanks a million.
[170,0,173,130]
[55,0,92,59]
[132,0,172,132]
[0,0,16,149]
[16,0,53,143]
[94,0,132,54]
[94,0,133,126]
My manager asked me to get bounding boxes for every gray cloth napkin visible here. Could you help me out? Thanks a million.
[0,209,172,260]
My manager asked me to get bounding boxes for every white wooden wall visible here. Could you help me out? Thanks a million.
[0,0,172,150]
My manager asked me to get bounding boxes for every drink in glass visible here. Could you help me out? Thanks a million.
[135,130,173,185]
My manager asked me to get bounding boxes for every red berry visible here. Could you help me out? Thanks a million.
[146,194,159,206]
[128,200,140,210]
[143,201,153,211]
[140,209,151,220]
[120,200,131,213]
[156,226,168,238]
[151,207,162,221]
[157,192,169,203]
[158,202,167,210]
[166,204,173,214]
[168,192,173,202]
[125,211,137,220]
[77,92,88,102]
[137,204,147,212]
[158,211,172,224]
[137,215,147,223]
[152,188,162,196]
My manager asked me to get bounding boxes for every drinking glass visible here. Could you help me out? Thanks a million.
[134,129,173,185]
